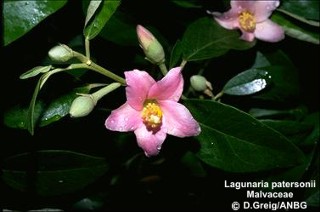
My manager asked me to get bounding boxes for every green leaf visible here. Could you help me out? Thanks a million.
[84,0,102,27]
[277,9,320,27]
[3,0,67,46]
[185,99,305,172]
[19,65,53,80]
[248,106,308,120]
[169,39,184,68]
[179,17,255,61]
[272,12,319,45]
[4,85,91,130]
[279,0,320,21]
[99,11,137,46]
[1,150,108,196]
[39,86,91,127]
[84,0,121,40]
[4,101,45,130]
[251,51,271,69]
[260,120,313,145]
[73,194,105,211]
[222,68,271,96]
[253,51,300,102]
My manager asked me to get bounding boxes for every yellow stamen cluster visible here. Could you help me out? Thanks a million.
[238,11,256,32]
[141,100,163,130]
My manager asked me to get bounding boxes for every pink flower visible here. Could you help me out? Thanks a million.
[105,67,201,157]
[212,0,284,42]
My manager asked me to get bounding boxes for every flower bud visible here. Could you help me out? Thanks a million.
[48,44,73,62]
[190,75,213,97]
[69,95,96,118]
[136,25,165,64]
[190,75,208,92]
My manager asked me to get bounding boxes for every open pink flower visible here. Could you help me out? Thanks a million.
[105,67,201,157]
[212,0,284,42]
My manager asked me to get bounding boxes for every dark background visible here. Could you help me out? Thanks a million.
[1,0,319,211]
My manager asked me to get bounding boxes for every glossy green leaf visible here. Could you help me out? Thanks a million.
[169,39,184,68]
[84,0,121,40]
[19,65,53,80]
[185,99,305,172]
[277,9,319,27]
[272,12,319,44]
[3,0,67,46]
[4,85,91,130]
[261,120,313,145]
[223,68,271,95]
[84,0,102,27]
[249,106,308,120]
[39,86,91,127]
[251,52,271,69]
[179,18,256,61]
[1,150,108,196]
[253,51,300,102]
[73,194,106,211]
[4,101,45,130]
[99,11,137,46]
[279,0,320,21]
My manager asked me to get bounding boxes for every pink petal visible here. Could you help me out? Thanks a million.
[125,70,156,110]
[254,19,285,42]
[230,1,280,22]
[230,0,256,13]
[134,126,167,157]
[251,1,280,22]
[213,10,239,30]
[240,31,255,42]
[160,100,201,137]
[105,103,142,132]
[148,67,183,102]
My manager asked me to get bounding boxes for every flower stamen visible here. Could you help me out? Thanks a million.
[142,100,162,131]
[238,11,256,32]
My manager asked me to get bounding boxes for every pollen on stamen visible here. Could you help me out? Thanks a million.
[141,100,163,131]
[238,11,256,32]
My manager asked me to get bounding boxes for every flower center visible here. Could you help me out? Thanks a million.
[141,100,163,131]
[238,11,256,32]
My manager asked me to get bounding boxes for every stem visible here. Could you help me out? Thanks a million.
[85,38,91,59]
[213,91,224,101]
[158,62,168,76]
[39,68,65,88]
[72,51,126,84]
[179,60,188,70]
[92,82,122,101]
[181,95,187,100]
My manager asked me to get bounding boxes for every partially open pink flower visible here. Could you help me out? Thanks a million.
[212,0,284,42]
[105,67,201,157]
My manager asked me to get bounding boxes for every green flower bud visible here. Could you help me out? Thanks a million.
[190,75,208,92]
[136,25,165,64]
[48,44,73,62]
[69,95,96,118]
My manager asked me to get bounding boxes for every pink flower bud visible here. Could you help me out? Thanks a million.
[136,25,165,64]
